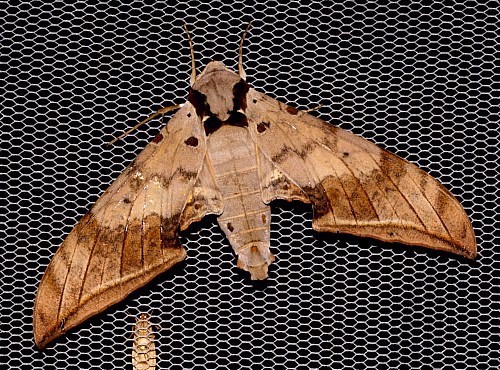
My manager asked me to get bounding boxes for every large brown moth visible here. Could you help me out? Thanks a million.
[132,313,157,370]
[33,24,476,349]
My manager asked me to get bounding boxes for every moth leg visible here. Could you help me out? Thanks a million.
[107,103,183,145]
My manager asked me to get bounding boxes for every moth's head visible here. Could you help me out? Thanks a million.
[137,313,150,321]
[188,60,249,125]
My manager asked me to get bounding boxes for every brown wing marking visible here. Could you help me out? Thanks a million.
[34,103,210,348]
[247,89,476,259]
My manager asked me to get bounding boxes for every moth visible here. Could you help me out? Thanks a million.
[132,313,157,370]
[33,24,476,349]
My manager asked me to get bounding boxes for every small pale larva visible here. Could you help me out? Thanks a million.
[132,313,156,370]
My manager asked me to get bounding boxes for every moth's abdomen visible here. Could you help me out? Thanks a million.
[207,125,274,280]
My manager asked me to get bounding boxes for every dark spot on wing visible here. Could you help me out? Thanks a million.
[286,106,299,115]
[343,152,349,157]
[271,146,291,163]
[227,222,234,232]
[252,99,257,104]
[187,112,191,118]
[257,121,270,133]
[161,214,183,249]
[177,168,198,181]
[152,132,164,144]
[123,198,131,204]
[303,184,331,220]
[130,176,144,192]
[261,214,267,224]
[185,136,199,147]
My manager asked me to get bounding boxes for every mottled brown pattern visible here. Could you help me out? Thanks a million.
[270,144,293,164]
[271,140,321,164]
[129,175,145,192]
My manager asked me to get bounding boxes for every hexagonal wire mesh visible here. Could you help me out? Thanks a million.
[1,1,498,369]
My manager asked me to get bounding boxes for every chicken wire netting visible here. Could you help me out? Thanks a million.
[1,1,499,369]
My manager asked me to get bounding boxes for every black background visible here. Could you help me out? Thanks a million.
[2,1,499,369]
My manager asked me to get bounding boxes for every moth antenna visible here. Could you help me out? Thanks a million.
[107,104,183,146]
[238,21,252,80]
[183,23,197,86]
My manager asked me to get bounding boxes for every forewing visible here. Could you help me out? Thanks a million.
[34,103,211,348]
[248,89,476,259]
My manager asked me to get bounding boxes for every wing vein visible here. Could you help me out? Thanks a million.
[363,156,406,226]
[119,187,144,287]
[368,152,430,231]
[324,161,358,224]
[74,207,109,312]
[405,167,454,241]
[338,156,381,222]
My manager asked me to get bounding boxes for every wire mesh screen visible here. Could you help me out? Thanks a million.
[2,1,498,369]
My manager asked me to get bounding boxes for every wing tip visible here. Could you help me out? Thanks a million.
[460,235,477,260]
[33,247,187,349]
[33,308,62,350]
[34,327,59,350]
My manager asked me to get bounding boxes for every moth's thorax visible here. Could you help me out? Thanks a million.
[188,61,249,131]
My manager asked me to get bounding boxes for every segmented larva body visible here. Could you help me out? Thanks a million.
[132,313,156,370]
